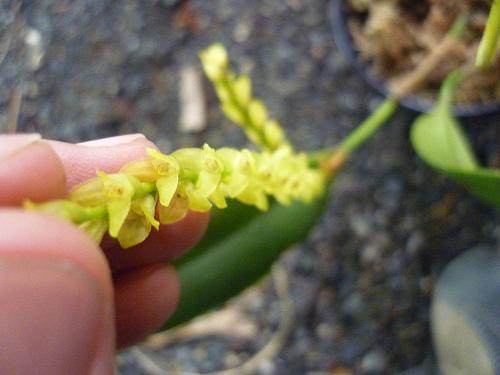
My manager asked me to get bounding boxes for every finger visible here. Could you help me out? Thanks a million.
[114,263,179,348]
[47,134,156,189]
[104,211,210,272]
[0,134,66,205]
[0,210,114,374]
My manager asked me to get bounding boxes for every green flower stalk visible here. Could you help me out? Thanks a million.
[476,0,500,68]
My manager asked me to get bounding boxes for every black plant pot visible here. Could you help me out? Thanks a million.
[328,0,500,117]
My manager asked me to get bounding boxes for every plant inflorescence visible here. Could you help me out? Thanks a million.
[26,44,326,248]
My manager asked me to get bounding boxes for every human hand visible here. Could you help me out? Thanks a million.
[0,133,209,374]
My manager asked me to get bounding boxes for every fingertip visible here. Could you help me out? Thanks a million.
[0,209,112,299]
[0,141,66,205]
[114,263,179,348]
[0,209,115,374]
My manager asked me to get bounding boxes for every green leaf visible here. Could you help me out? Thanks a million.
[162,185,330,330]
[445,168,500,207]
[411,71,500,207]
[411,72,479,171]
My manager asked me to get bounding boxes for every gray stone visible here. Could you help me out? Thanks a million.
[360,348,388,373]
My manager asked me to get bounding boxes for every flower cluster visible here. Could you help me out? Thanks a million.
[199,44,291,152]
[28,145,324,248]
[27,44,327,249]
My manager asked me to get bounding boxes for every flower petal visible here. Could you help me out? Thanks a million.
[158,191,189,224]
[156,174,179,207]
[186,185,212,211]
[69,177,107,206]
[137,195,160,230]
[195,170,220,197]
[107,199,131,238]
[210,189,228,209]
[117,217,151,248]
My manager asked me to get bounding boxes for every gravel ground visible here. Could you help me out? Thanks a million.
[1,0,499,374]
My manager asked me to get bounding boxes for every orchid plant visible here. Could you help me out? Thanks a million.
[24,4,499,328]
[24,42,395,327]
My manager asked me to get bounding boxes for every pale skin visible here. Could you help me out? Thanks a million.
[0,133,209,374]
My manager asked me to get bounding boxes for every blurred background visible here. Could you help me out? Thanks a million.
[0,0,499,373]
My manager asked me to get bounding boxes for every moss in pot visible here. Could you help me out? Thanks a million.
[329,0,500,117]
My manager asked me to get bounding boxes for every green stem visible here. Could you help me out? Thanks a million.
[449,15,467,39]
[309,98,398,172]
[337,97,398,154]
[311,16,466,170]
[77,206,107,224]
[476,0,500,68]
[437,70,462,114]
[132,181,156,200]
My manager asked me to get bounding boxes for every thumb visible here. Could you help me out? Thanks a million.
[0,210,114,375]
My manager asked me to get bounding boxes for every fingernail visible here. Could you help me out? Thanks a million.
[0,133,42,160]
[0,256,104,375]
[78,134,146,147]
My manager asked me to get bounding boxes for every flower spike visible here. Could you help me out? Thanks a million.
[26,44,326,248]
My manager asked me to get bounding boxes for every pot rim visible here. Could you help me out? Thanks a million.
[328,0,500,117]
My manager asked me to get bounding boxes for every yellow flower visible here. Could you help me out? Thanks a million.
[232,147,325,209]
[121,149,180,207]
[248,100,267,129]
[69,177,107,206]
[263,120,286,149]
[117,195,159,248]
[210,148,253,208]
[173,144,223,211]
[233,75,252,106]
[158,187,189,224]
[120,158,157,182]
[97,171,136,238]
[147,148,180,207]
[235,180,269,211]
[199,43,228,81]
[200,44,291,152]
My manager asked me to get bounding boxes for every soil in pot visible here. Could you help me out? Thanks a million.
[346,0,500,107]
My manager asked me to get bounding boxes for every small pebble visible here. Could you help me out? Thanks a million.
[360,349,387,373]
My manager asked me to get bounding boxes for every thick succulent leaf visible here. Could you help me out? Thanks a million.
[411,72,479,171]
[411,72,500,207]
[162,186,330,330]
[446,168,500,207]
[411,110,479,171]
